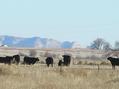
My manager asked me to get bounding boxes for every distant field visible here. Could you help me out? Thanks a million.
[0,64,119,89]
[0,47,106,64]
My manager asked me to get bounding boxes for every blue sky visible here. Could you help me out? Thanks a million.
[0,0,118,47]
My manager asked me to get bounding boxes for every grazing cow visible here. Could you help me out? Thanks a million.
[13,55,20,64]
[0,57,6,63]
[5,56,13,65]
[58,60,63,66]
[62,55,71,66]
[45,57,53,67]
[23,56,39,65]
[58,60,64,66]
[0,56,13,65]
[107,57,119,69]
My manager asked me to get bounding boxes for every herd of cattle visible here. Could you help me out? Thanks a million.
[0,54,71,67]
[0,54,119,69]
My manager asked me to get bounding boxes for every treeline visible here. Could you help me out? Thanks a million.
[87,38,119,51]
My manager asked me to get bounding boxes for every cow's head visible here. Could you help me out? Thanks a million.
[107,57,113,60]
[36,57,39,61]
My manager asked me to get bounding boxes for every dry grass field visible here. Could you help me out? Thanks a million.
[0,47,118,89]
[0,64,119,89]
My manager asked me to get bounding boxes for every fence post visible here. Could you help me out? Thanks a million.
[97,64,100,71]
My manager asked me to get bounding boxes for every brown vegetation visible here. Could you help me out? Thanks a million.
[0,48,118,89]
[0,64,118,89]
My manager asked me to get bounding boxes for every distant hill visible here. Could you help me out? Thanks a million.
[0,35,80,48]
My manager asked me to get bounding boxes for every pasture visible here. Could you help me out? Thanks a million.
[0,64,119,89]
[0,47,118,89]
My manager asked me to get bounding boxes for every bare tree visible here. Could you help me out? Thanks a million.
[89,38,105,50]
[103,42,112,51]
[88,38,111,50]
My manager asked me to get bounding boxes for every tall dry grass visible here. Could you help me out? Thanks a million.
[0,64,118,89]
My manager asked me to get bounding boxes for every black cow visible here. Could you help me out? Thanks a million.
[0,57,6,63]
[58,60,63,66]
[45,57,53,67]
[6,56,13,65]
[0,56,13,65]
[107,57,119,69]
[23,56,39,65]
[62,55,71,66]
[13,55,20,64]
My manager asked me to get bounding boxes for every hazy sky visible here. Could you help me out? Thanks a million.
[0,0,118,47]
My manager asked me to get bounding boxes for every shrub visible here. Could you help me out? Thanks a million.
[100,61,109,65]
[29,49,37,57]
[77,61,83,65]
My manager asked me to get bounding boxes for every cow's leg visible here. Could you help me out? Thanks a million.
[51,64,53,67]
[66,63,68,66]
[114,66,115,70]
[47,64,49,67]
[112,65,115,70]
